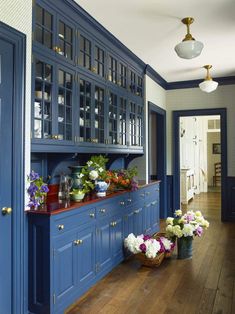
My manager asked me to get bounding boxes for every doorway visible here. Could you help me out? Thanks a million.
[148,102,167,218]
[173,109,227,221]
[0,22,25,313]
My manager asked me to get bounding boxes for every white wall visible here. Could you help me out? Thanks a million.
[0,1,32,203]
[166,85,235,176]
[129,75,166,182]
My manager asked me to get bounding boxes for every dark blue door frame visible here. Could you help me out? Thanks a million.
[0,22,26,312]
[148,102,167,218]
[173,108,227,221]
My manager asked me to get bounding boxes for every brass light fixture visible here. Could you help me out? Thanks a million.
[199,65,218,93]
[175,17,204,59]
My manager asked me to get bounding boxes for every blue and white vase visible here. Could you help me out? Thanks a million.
[95,180,109,197]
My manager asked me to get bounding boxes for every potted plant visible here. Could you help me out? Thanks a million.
[165,209,209,259]
[69,188,85,202]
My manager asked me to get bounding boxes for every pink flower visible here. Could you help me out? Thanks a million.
[195,226,203,237]
[139,243,147,253]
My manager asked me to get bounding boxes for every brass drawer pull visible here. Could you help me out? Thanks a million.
[74,239,83,245]
[100,209,106,213]
[89,213,95,218]
[151,201,157,206]
[140,193,145,197]
[120,201,125,206]
[134,210,139,214]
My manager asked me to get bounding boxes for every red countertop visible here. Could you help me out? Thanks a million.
[26,180,160,216]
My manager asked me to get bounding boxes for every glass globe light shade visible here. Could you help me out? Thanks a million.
[199,80,218,93]
[174,40,204,59]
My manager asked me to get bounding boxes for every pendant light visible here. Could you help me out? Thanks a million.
[199,65,218,93]
[175,17,204,59]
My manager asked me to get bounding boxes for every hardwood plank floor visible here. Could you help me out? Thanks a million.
[66,192,235,314]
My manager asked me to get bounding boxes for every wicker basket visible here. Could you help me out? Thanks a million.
[135,252,165,267]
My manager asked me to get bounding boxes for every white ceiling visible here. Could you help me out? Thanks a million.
[76,0,235,82]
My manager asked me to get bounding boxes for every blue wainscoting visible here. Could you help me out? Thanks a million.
[225,177,235,221]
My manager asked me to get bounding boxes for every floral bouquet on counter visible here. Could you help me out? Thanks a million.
[79,155,109,193]
[27,170,49,208]
[165,209,209,241]
[106,167,138,191]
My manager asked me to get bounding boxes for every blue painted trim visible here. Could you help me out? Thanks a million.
[225,177,235,221]
[166,76,235,90]
[145,65,167,89]
[148,102,167,218]
[172,108,227,221]
[0,22,26,313]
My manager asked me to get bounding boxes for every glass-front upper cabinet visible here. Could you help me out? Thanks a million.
[79,77,105,144]
[119,97,127,146]
[129,101,143,147]
[32,56,74,145]
[34,3,75,63]
[108,92,118,144]
[33,58,53,140]
[129,68,143,98]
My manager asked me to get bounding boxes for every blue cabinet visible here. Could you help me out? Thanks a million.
[28,183,160,314]
[32,0,145,154]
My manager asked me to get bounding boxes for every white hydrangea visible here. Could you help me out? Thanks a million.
[201,219,209,229]
[172,225,183,238]
[160,237,172,251]
[182,223,195,237]
[98,167,104,173]
[166,217,174,225]
[145,239,161,259]
[87,161,93,167]
[89,170,99,180]
[175,209,182,217]
[124,233,143,254]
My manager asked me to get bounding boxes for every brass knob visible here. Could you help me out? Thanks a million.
[91,67,97,73]
[52,135,59,140]
[2,207,12,215]
[90,213,95,218]
[110,222,115,227]
[74,239,83,245]
[100,209,106,213]
[58,224,64,230]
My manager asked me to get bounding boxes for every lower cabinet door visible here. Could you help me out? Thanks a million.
[133,206,143,236]
[76,224,96,286]
[123,210,134,237]
[111,215,123,260]
[151,199,159,233]
[53,230,78,310]
[96,218,112,273]
[143,203,152,234]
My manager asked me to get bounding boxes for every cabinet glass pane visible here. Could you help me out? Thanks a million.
[58,21,73,60]
[95,86,105,143]
[109,92,118,144]
[95,46,105,77]
[119,97,127,145]
[79,79,91,142]
[120,64,127,88]
[34,59,53,139]
[57,69,73,141]
[130,70,136,94]
[129,102,143,146]
[108,56,117,84]
[35,5,53,50]
[137,76,143,97]
[79,36,91,70]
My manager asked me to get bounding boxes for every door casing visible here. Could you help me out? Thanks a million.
[173,108,227,221]
[0,22,26,313]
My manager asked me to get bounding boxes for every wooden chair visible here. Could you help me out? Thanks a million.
[213,162,221,186]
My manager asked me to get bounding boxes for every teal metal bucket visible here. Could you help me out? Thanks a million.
[177,236,193,259]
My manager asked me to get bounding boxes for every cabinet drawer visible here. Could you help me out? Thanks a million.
[52,207,96,235]
[129,189,145,204]
[96,195,127,219]
[144,184,160,202]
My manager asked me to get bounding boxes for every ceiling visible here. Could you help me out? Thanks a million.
[76,0,235,82]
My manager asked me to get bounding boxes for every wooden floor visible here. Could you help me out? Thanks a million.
[67,192,235,314]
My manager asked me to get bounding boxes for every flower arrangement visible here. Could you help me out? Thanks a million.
[78,155,109,193]
[165,209,209,240]
[27,170,49,208]
[124,233,174,259]
[106,167,138,191]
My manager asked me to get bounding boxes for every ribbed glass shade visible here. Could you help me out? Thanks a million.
[199,80,218,93]
[174,40,204,59]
